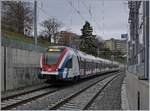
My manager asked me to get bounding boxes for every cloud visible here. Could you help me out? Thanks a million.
[37,0,129,40]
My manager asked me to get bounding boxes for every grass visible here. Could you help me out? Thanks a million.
[116,57,126,64]
[2,30,50,47]
[2,31,126,64]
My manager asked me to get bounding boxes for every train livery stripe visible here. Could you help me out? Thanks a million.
[58,53,72,78]
[58,55,70,78]
[61,55,71,68]
[57,48,69,67]
[58,50,69,69]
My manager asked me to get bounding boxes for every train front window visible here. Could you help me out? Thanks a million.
[45,51,61,65]
[44,47,65,65]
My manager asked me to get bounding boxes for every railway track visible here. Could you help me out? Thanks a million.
[48,74,120,110]
[2,71,120,110]
[1,84,51,101]
[1,85,59,110]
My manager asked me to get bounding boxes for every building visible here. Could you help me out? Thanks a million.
[58,31,81,49]
[105,38,115,51]
[125,1,149,110]
[115,39,127,54]
[104,38,127,54]
[127,1,149,77]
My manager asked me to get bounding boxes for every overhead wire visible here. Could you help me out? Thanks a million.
[102,0,104,36]
[81,0,101,35]
[37,0,103,36]
[67,0,86,21]
[38,5,53,20]
[36,1,57,35]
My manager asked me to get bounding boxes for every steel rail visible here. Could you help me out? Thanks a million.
[1,86,59,110]
[49,72,120,110]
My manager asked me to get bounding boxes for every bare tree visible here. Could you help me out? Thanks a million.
[1,1,33,35]
[40,18,62,44]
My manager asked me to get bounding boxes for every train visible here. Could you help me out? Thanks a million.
[37,46,119,82]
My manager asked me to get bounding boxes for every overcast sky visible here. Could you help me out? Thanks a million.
[36,0,129,40]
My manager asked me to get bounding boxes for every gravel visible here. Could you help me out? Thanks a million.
[88,70,125,110]
[2,83,50,100]
[57,74,117,110]
[13,72,118,110]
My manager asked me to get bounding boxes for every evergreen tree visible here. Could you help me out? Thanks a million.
[81,21,93,38]
[80,21,97,56]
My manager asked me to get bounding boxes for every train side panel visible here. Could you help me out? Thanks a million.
[38,46,120,82]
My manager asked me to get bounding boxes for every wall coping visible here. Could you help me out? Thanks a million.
[126,71,149,88]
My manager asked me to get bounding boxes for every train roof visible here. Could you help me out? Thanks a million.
[47,46,119,65]
[47,46,69,49]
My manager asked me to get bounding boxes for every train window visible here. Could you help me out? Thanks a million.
[87,62,88,69]
[91,62,93,69]
[89,62,90,69]
[101,62,103,68]
[80,61,82,68]
[84,61,86,69]
[65,58,72,68]
[80,60,84,69]
[45,52,61,65]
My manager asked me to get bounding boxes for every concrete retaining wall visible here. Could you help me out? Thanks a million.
[1,46,44,92]
[126,71,149,110]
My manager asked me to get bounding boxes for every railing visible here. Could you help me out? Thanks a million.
[1,37,46,52]
[128,63,144,76]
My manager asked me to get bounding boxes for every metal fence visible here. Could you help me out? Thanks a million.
[128,63,144,76]
[1,37,46,52]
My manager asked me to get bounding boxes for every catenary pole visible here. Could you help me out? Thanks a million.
[34,0,37,45]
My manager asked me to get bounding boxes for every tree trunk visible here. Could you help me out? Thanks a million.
[48,35,51,43]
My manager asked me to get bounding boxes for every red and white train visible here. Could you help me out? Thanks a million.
[38,46,119,81]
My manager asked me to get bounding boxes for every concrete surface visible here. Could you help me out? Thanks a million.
[121,77,130,110]
[125,71,149,110]
[1,46,44,92]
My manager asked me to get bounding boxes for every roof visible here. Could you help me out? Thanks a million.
[47,46,119,65]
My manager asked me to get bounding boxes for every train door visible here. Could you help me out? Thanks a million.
[99,61,101,72]
[64,58,73,78]
[72,55,80,77]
